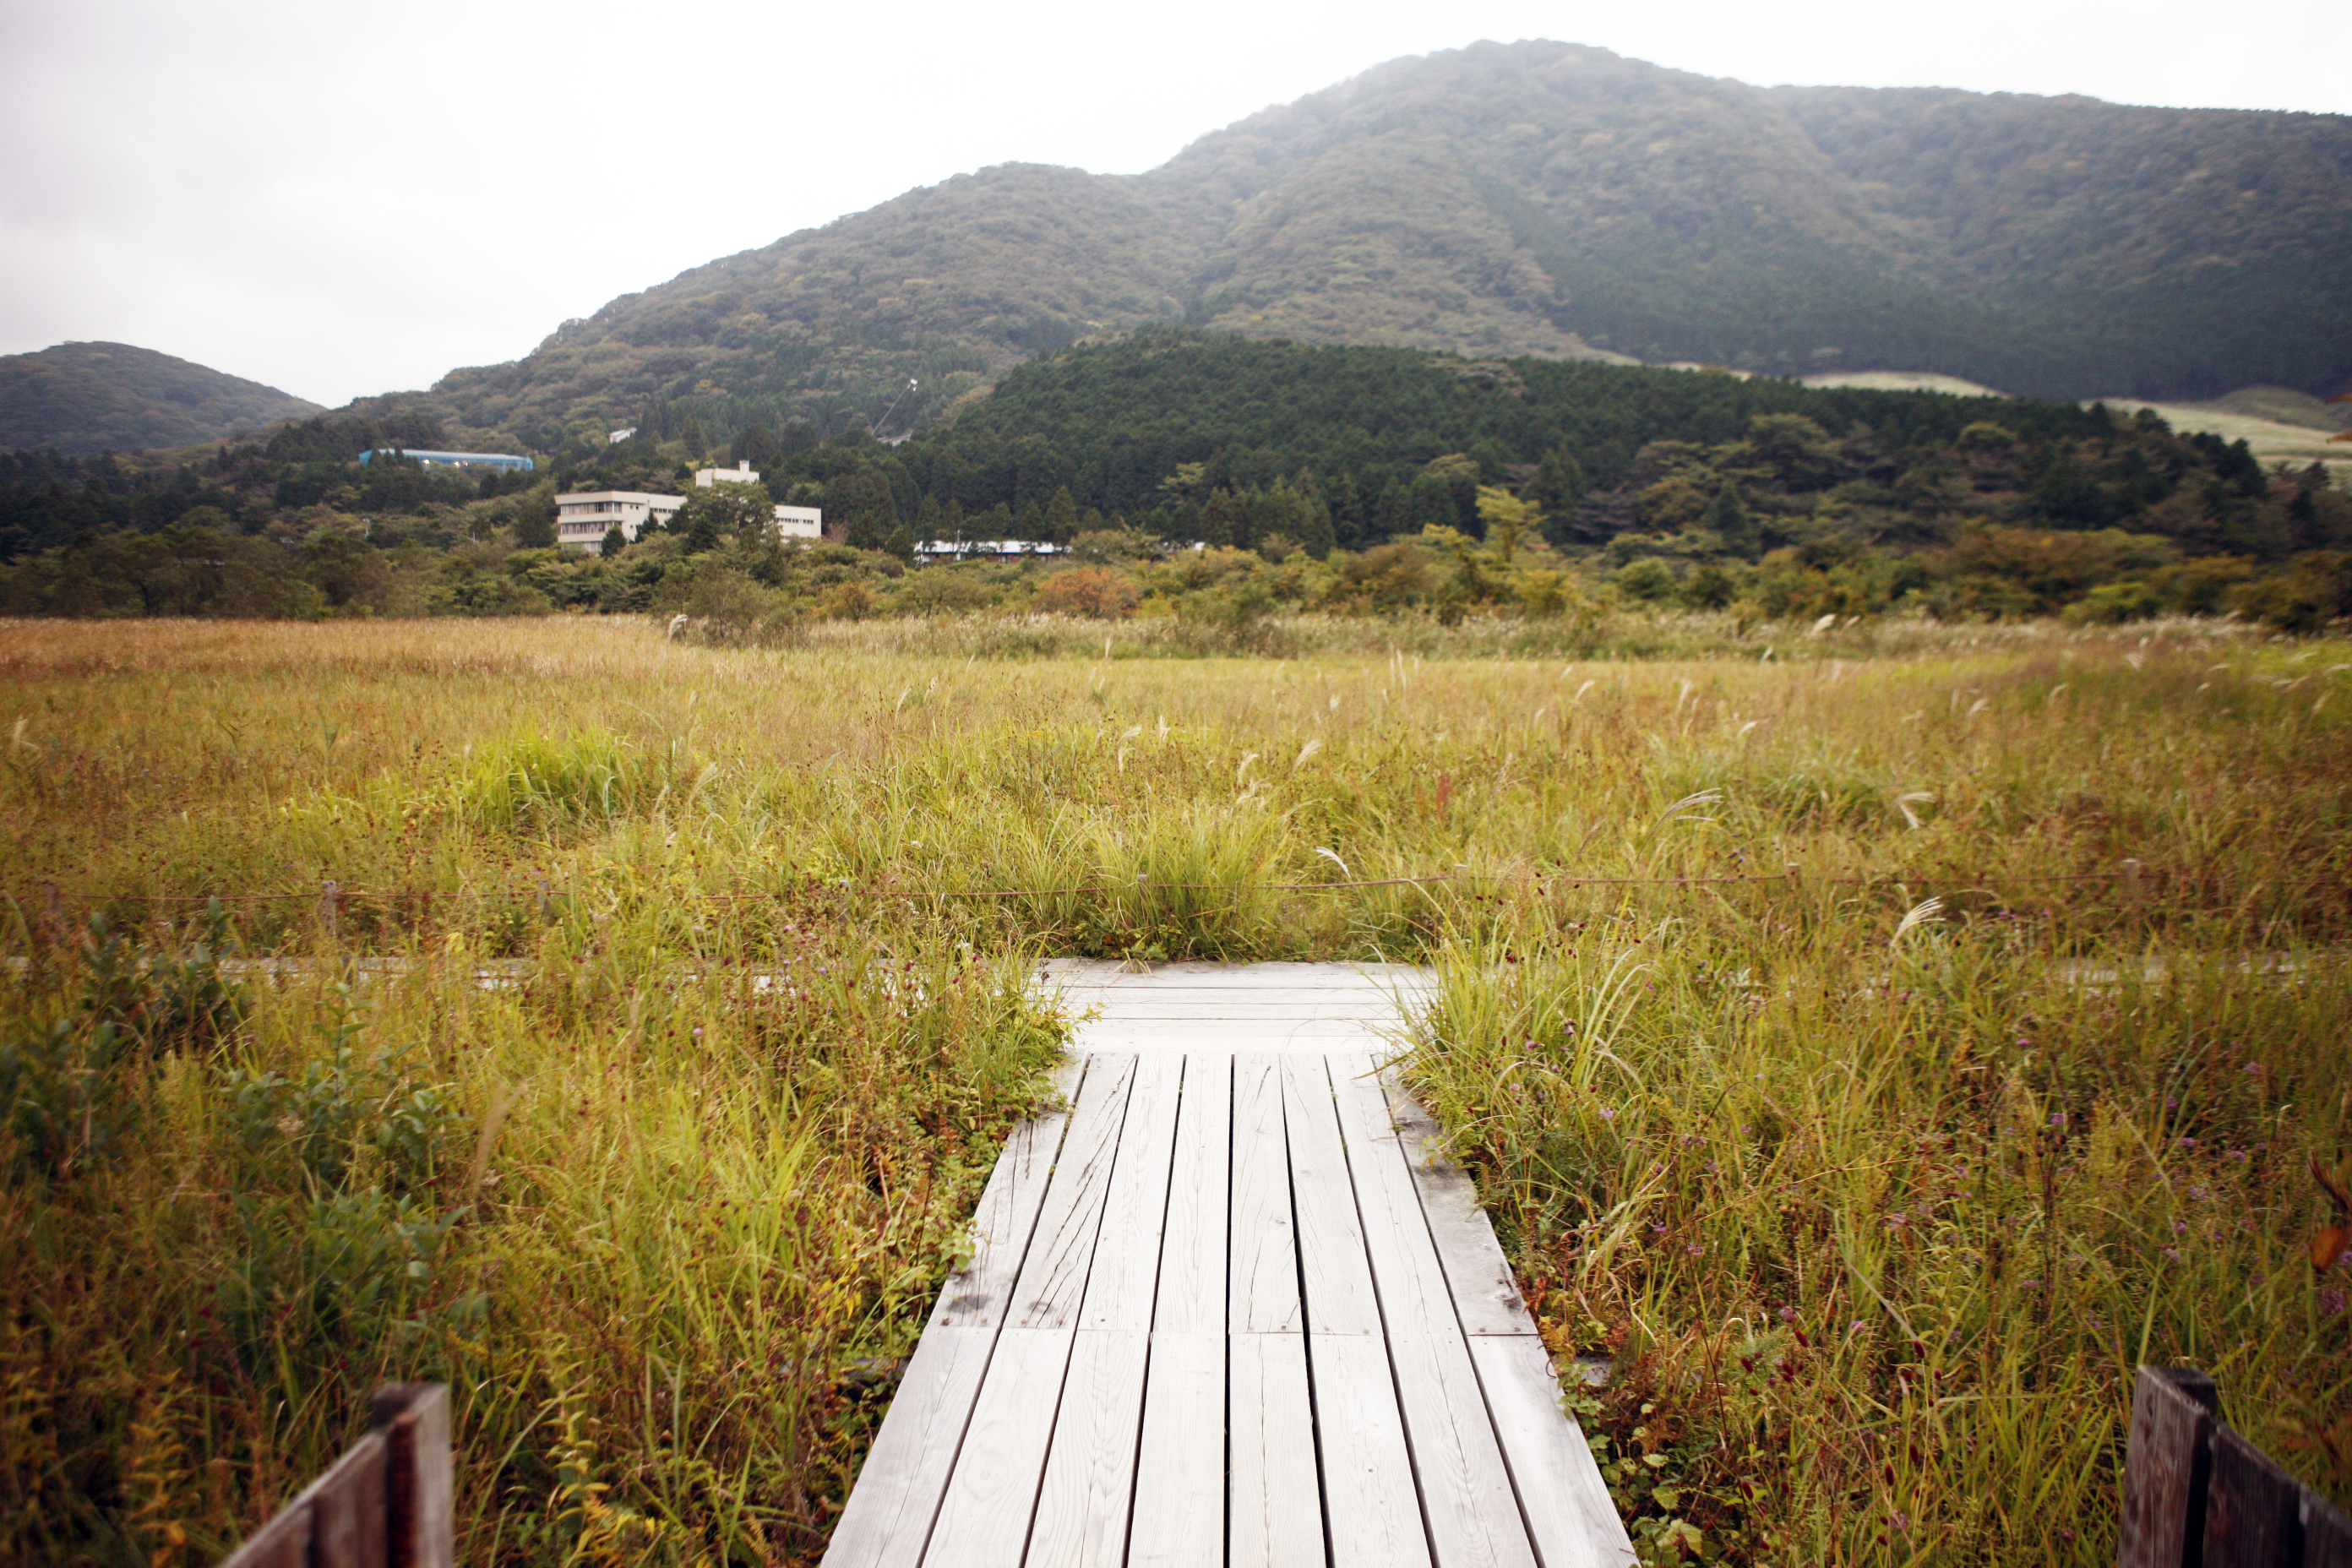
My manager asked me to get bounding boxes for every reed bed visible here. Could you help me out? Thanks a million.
[1,612,2346,1565]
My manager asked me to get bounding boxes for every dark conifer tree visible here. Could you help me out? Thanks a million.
[1534,446,1585,547]
[1706,483,1758,559]
[1200,489,1242,549]
[1293,468,1337,558]
[1043,485,1081,544]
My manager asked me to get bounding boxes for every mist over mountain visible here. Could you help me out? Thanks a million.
[337,41,2350,452]
[0,341,323,457]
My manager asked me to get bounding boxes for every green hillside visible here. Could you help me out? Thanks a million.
[343,41,2350,459]
[8,332,2347,638]
[0,341,322,456]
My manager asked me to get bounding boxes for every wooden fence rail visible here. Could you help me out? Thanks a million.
[217,1384,452,1568]
[2121,1366,2352,1568]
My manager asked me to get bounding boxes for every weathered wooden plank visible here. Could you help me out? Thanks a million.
[1025,1331,1151,1568]
[2206,1423,2306,1568]
[1152,1056,1230,1336]
[823,1330,999,1568]
[1330,1055,1538,1568]
[218,1499,312,1568]
[930,1059,1086,1331]
[1073,989,1424,1011]
[1345,1053,1636,1568]
[1282,1055,1383,1336]
[1012,1056,1137,1330]
[1327,1054,1460,1342]
[1125,1332,1225,1568]
[1075,1016,1400,1035]
[1043,960,1435,985]
[309,1436,389,1568]
[2306,1489,2352,1568]
[1231,1055,1302,1334]
[1310,1332,1435,1568]
[1378,1068,1535,1337]
[926,1328,1076,1566]
[1079,1055,1183,1332]
[221,1429,391,1568]
[2118,1365,2219,1568]
[1230,1331,1324,1568]
[1467,1336,1635,1568]
[1386,1330,1539,1568]
[1075,1032,1387,1057]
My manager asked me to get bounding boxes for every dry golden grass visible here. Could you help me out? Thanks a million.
[2,613,2347,1565]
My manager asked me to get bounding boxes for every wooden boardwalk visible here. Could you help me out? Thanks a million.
[825,963,1631,1568]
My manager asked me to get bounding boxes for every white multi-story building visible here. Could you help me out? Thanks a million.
[554,460,823,553]
[694,460,822,540]
[554,491,683,552]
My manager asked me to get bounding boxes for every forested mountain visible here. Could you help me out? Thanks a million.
[0,342,322,456]
[346,41,2351,458]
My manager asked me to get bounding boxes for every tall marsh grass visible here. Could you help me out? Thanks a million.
[1,613,2347,1565]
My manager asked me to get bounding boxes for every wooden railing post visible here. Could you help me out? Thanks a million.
[216,1384,448,1568]
[2120,1365,2352,1568]
[374,1383,453,1568]
[2121,1365,2220,1568]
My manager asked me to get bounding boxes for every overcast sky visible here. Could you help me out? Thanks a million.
[1,0,2338,409]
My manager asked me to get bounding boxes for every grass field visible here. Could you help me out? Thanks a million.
[3,612,2349,1565]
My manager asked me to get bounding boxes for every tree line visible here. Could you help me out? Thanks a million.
[0,333,2345,633]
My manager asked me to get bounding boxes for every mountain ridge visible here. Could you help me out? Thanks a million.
[28,41,2352,460]
[366,42,2338,457]
[0,341,324,457]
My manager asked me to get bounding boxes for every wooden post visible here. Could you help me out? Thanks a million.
[217,1424,389,1568]
[216,1385,448,1568]
[2207,1424,2306,1567]
[374,1383,454,1568]
[2120,1364,2219,1568]
[320,879,340,943]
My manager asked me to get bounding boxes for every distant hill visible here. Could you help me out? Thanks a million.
[357,41,2352,454]
[0,341,322,456]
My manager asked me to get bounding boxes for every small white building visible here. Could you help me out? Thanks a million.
[555,461,822,553]
[694,460,759,488]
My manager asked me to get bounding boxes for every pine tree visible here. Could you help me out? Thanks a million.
[510,505,556,549]
[1044,485,1081,544]
[1293,468,1337,558]
[600,523,627,558]
[1200,489,1242,549]
[1534,446,1585,547]
[1706,483,1758,560]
